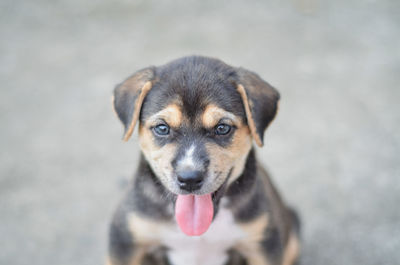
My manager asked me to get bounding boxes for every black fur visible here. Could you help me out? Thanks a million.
[234,68,280,145]
[131,157,176,219]
[110,56,299,265]
[109,208,135,265]
[114,67,155,135]
[140,57,246,123]
[261,226,284,265]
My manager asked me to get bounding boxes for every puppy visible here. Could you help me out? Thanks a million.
[109,56,300,265]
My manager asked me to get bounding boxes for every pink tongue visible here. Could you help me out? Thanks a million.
[175,194,214,236]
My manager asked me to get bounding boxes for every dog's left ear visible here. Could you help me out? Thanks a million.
[112,67,155,141]
[235,68,280,147]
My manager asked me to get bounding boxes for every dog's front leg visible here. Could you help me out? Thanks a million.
[107,211,171,265]
[107,216,147,265]
[107,242,169,265]
[224,249,248,265]
[108,211,163,265]
[254,228,300,265]
[107,246,147,265]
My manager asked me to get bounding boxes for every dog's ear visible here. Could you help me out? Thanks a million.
[112,67,155,141]
[235,68,280,147]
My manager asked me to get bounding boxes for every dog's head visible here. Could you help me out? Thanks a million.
[113,56,279,235]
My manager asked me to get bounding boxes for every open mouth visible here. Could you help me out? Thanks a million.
[174,170,231,237]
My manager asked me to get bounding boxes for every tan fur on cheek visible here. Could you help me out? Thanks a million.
[206,124,252,187]
[228,125,253,182]
[138,125,177,192]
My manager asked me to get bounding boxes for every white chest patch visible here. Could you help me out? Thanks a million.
[160,204,246,265]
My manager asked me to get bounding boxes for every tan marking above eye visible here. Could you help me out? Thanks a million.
[202,104,241,128]
[145,104,182,128]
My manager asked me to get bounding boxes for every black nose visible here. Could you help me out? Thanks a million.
[177,170,204,192]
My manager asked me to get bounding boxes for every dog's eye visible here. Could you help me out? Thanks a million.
[153,124,170,136]
[215,124,231,135]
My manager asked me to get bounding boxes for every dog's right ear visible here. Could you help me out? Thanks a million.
[235,68,280,147]
[112,67,155,141]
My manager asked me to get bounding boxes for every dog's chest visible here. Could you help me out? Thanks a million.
[160,207,245,265]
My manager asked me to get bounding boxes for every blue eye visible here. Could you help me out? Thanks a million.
[153,124,170,136]
[215,124,231,135]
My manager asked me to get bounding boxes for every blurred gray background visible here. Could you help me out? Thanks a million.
[1,0,399,264]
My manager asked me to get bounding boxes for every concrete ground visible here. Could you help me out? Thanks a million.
[1,0,399,264]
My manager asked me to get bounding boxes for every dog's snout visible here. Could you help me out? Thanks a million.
[177,170,204,192]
